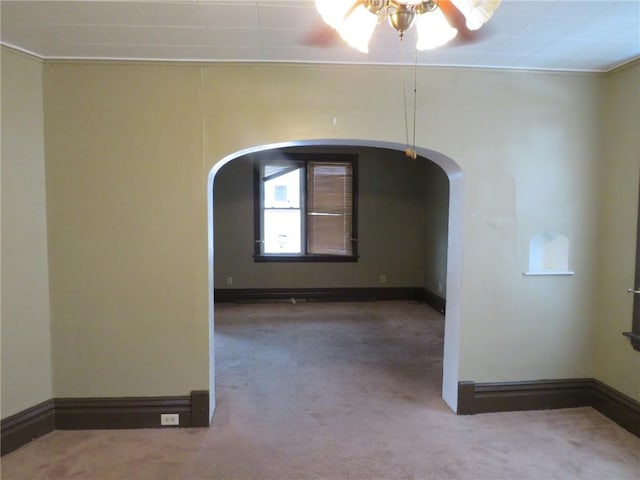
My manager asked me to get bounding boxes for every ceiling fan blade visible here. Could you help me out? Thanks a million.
[300,21,342,48]
[437,0,477,44]
[301,1,365,49]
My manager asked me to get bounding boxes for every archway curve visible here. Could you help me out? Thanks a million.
[207,138,464,421]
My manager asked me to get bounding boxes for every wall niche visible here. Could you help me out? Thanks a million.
[524,231,574,276]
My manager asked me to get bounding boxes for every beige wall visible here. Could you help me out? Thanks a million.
[594,61,640,400]
[41,61,609,400]
[1,48,53,418]
[214,147,445,290]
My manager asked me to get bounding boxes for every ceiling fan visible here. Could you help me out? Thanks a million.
[304,0,501,160]
[306,0,501,53]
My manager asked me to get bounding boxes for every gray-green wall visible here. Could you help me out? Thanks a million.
[213,147,449,293]
[2,51,638,418]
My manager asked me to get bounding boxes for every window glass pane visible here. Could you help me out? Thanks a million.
[264,165,289,177]
[255,155,356,261]
[263,209,302,254]
[264,168,301,209]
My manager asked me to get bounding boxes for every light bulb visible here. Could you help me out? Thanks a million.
[337,5,379,53]
[415,8,458,50]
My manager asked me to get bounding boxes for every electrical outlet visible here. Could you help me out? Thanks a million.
[438,282,443,293]
[226,276,233,286]
[161,413,179,426]
[380,274,386,284]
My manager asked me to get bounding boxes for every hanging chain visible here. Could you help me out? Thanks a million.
[400,31,419,159]
[401,38,410,148]
[411,45,418,158]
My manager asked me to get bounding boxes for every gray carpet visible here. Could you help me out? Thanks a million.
[2,301,639,479]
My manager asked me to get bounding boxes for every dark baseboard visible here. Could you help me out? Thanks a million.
[215,287,425,303]
[214,287,446,311]
[458,379,640,438]
[1,399,55,456]
[190,390,211,427]
[591,379,640,437]
[54,396,192,429]
[55,390,210,430]
[457,379,593,414]
[423,289,446,314]
[1,390,209,456]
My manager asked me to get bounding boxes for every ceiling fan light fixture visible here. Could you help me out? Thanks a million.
[388,4,416,37]
[314,0,500,53]
[450,0,502,30]
[364,0,389,15]
[415,8,458,50]
[338,5,379,53]
[314,0,355,30]
[314,0,379,53]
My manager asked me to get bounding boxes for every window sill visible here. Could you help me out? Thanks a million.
[254,254,358,263]
[522,271,575,276]
[623,332,640,352]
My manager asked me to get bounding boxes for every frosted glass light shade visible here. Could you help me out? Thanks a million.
[415,8,458,50]
[338,5,379,53]
[316,0,500,54]
[315,0,354,29]
[315,0,378,53]
[450,0,501,30]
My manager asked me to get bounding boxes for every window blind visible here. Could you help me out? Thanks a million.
[307,162,353,256]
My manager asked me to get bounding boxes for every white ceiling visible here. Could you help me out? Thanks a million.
[1,0,638,72]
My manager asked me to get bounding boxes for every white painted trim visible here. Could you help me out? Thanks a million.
[207,138,464,418]
[523,271,575,276]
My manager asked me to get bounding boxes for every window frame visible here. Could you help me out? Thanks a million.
[253,152,358,263]
[623,176,640,351]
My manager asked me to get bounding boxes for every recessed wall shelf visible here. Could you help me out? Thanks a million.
[525,232,574,276]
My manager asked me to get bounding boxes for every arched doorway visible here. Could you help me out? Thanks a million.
[207,139,463,421]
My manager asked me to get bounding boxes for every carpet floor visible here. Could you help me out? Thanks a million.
[2,301,639,479]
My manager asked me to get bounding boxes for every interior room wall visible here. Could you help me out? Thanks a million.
[42,61,605,401]
[43,63,209,397]
[1,48,53,418]
[214,147,443,290]
[422,162,449,297]
[594,61,640,400]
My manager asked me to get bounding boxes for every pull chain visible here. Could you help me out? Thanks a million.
[409,45,418,159]
[401,38,410,149]
[401,39,418,160]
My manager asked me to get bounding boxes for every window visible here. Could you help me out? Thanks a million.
[624,179,640,351]
[254,153,357,262]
